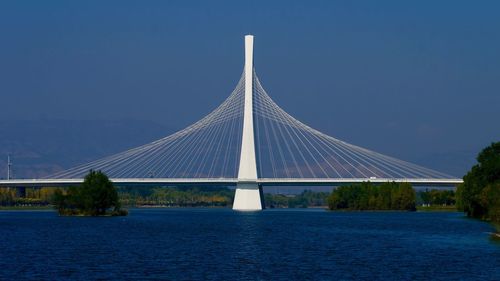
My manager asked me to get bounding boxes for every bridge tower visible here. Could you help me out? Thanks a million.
[232,35,264,211]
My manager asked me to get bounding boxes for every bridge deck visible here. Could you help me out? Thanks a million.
[0,178,463,188]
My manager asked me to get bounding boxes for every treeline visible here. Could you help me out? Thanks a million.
[418,189,456,206]
[118,186,234,207]
[265,190,330,208]
[0,187,58,207]
[0,185,234,208]
[457,142,499,223]
[327,182,416,211]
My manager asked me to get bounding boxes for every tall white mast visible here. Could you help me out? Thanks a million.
[233,35,263,211]
[237,35,258,181]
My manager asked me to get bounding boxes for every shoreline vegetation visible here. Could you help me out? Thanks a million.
[53,170,127,216]
[327,182,417,211]
[456,142,499,235]
[1,185,457,212]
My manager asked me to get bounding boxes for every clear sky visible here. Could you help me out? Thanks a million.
[0,0,499,176]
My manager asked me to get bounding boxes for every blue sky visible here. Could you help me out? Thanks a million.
[0,0,499,176]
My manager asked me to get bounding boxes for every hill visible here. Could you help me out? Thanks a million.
[0,120,172,178]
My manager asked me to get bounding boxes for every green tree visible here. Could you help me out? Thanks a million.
[52,170,124,216]
[327,182,416,211]
[457,142,500,221]
[397,182,416,211]
[418,189,456,206]
[480,183,500,222]
[80,170,120,215]
[52,189,67,212]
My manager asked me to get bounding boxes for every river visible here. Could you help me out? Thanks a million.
[0,209,498,280]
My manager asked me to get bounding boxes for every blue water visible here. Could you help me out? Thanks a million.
[0,209,499,280]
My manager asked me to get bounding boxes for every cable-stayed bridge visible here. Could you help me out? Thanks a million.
[0,35,462,210]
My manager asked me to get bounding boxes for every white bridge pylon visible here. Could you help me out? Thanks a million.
[17,35,461,211]
[233,35,262,211]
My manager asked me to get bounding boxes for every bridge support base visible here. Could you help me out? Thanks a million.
[232,182,264,211]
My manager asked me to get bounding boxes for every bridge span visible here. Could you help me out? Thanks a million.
[0,178,462,188]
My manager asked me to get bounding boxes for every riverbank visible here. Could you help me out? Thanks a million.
[0,205,52,210]
[492,223,500,240]
[0,205,461,212]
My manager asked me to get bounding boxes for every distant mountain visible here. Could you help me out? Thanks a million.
[0,120,174,179]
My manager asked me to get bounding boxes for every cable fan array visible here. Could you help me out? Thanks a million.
[48,68,454,180]
[252,71,453,179]
[48,74,246,179]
